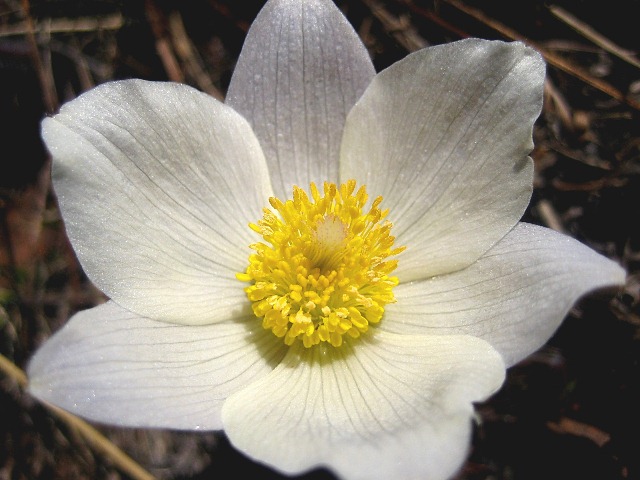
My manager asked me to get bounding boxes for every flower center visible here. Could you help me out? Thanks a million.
[237,180,404,348]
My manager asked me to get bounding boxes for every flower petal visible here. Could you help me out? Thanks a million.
[27,301,286,429]
[226,0,375,199]
[340,39,544,281]
[44,79,272,325]
[385,223,626,367]
[222,332,505,480]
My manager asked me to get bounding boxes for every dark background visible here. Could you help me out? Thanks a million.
[1,0,639,479]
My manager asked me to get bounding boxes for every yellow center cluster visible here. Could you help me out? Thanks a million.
[238,180,404,348]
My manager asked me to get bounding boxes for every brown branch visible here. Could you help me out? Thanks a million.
[144,0,184,83]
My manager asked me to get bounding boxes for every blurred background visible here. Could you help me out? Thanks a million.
[0,0,639,478]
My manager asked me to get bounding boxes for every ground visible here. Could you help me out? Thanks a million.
[1,0,639,479]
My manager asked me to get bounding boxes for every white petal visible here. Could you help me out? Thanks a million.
[27,301,286,430]
[44,80,272,325]
[340,39,544,281]
[385,223,626,367]
[222,332,505,480]
[226,0,375,199]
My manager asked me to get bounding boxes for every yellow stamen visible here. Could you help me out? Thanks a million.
[237,180,405,348]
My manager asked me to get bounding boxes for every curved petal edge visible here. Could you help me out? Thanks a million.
[227,0,375,198]
[44,79,272,325]
[27,301,286,429]
[341,39,545,281]
[386,223,627,366]
[222,331,505,480]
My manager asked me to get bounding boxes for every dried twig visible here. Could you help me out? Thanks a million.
[398,0,469,39]
[0,353,157,480]
[536,199,566,233]
[48,38,114,82]
[544,78,574,131]
[362,0,427,52]
[19,0,58,113]
[437,0,640,111]
[168,11,224,100]
[0,14,123,37]
[547,417,611,447]
[70,37,95,91]
[144,0,184,83]
[549,5,640,70]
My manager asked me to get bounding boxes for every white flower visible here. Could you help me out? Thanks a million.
[27,0,625,479]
